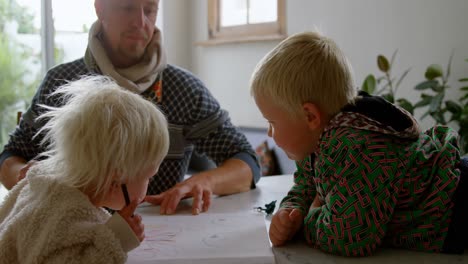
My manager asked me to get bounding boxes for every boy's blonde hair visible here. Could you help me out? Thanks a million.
[250,31,356,118]
[35,76,169,201]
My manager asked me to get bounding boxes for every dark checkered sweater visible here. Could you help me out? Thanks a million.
[0,58,260,194]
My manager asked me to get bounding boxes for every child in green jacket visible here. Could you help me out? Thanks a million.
[250,31,468,256]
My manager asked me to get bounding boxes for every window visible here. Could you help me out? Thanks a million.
[52,0,95,64]
[0,1,170,148]
[207,0,285,44]
[0,0,42,147]
[0,0,95,148]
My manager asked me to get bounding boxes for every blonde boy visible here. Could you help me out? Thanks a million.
[251,31,467,256]
[0,76,170,263]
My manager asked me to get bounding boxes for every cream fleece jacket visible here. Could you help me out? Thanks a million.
[0,168,139,264]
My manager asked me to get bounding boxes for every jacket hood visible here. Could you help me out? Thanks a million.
[325,91,421,140]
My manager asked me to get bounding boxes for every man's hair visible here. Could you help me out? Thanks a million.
[250,31,356,118]
[35,76,169,200]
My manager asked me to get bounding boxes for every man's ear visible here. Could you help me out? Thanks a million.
[302,102,322,130]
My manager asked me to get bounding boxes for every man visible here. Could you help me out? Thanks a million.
[0,0,260,215]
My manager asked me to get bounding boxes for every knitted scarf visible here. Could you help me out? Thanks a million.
[84,21,166,94]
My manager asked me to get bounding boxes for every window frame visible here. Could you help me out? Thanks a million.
[42,0,54,72]
[207,0,286,44]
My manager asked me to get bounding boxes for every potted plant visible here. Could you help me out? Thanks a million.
[412,57,468,155]
[362,53,468,155]
[361,51,414,114]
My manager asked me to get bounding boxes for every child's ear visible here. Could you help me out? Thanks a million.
[95,0,104,20]
[302,102,322,130]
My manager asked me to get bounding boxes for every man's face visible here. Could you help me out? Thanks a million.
[96,0,159,67]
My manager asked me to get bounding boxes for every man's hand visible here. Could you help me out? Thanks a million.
[144,158,252,215]
[269,208,304,247]
[145,176,212,215]
[118,199,145,242]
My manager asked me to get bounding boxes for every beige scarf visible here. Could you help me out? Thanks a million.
[84,21,167,94]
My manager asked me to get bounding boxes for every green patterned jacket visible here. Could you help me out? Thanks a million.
[280,94,461,256]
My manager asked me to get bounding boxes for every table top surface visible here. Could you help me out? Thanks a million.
[2,175,467,263]
[135,175,468,264]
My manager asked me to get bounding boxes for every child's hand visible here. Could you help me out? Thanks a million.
[18,160,37,182]
[269,208,303,246]
[118,199,145,242]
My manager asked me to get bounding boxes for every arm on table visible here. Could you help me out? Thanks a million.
[146,157,253,215]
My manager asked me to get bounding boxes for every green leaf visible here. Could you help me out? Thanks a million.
[463,105,468,115]
[461,138,468,155]
[415,80,438,90]
[461,117,468,127]
[425,64,443,80]
[429,93,444,114]
[461,94,468,102]
[361,74,376,94]
[445,100,462,114]
[420,110,431,120]
[430,111,446,125]
[432,84,446,93]
[459,78,468,82]
[396,98,414,115]
[448,113,461,123]
[461,86,468,91]
[445,51,454,81]
[414,94,433,108]
[377,55,390,73]
[382,93,394,103]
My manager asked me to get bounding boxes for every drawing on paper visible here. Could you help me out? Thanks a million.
[127,213,274,264]
[202,231,235,247]
[129,223,182,259]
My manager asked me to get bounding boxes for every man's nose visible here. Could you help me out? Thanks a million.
[131,6,145,28]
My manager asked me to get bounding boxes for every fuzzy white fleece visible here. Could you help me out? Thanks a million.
[0,167,137,264]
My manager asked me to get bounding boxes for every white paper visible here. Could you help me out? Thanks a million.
[127,212,274,264]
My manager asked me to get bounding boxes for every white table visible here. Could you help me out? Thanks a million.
[133,175,467,264]
[1,176,466,263]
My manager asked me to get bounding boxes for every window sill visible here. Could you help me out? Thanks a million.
[195,34,287,46]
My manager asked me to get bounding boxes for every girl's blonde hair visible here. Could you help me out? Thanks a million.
[35,76,169,201]
[250,31,356,118]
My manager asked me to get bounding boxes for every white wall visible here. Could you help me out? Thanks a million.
[161,0,192,70]
[166,0,468,129]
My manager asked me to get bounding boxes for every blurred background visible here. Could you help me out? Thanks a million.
[1,0,467,172]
